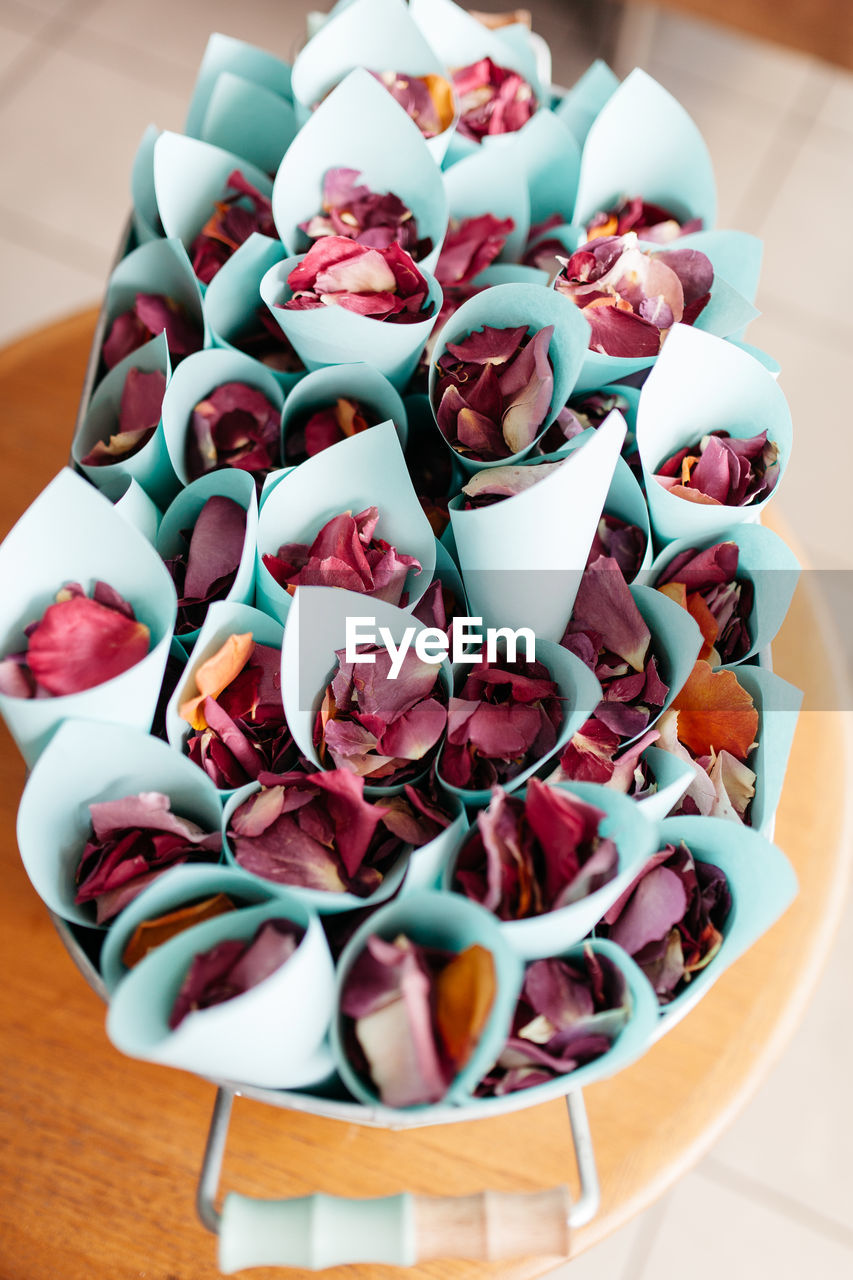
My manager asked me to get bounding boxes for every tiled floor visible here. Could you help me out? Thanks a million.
[1,1,852,1276]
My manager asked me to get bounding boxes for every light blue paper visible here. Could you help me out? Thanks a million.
[165,601,285,793]
[651,815,797,1036]
[637,324,794,543]
[572,68,717,231]
[100,236,207,358]
[437,638,603,808]
[496,23,551,91]
[161,346,285,487]
[280,364,408,461]
[445,781,658,960]
[428,536,468,616]
[440,140,531,262]
[730,341,781,377]
[667,229,763,304]
[185,32,293,138]
[292,0,456,160]
[16,718,223,927]
[428,281,592,473]
[131,124,161,245]
[637,745,694,822]
[256,423,436,620]
[202,233,307,395]
[649,522,800,664]
[553,60,619,148]
[280,586,448,777]
[200,72,299,177]
[155,468,259,647]
[331,889,524,1108]
[221,779,409,916]
[96,472,162,546]
[726,663,802,837]
[73,332,179,511]
[0,470,177,767]
[272,68,449,276]
[448,412,627,638]
[561,429,652,579]
[153,132,273,260]
[260,252,443,392]
[106,896,337,1089]
[508,109,581,227]
[99,862,279,994]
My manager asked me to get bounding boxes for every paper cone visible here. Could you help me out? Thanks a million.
[256,421,436,619]
[649,522,800,664]
[131,124,161,244]
[725,663,802,837]
[185,32,294,138]
[331,889,524,1109]
[155,469,259,646]
[280,585,450,780]
[161,346,285,487]
[630,584,703,737]
[99,236,207,362]
[636,745,694,822]
[667,228,763,304]
[572,68,716,230]
[16,718,223,928]
[636,324,793,543]
[429,281,592,472]
[95,472,162,546]
[553,60,619,147]
[73,332,179,511]
[0,470,177,767]
[221,777,410,915]
[99,860,278,993]
[260,252,443,392]
[107,897,336,1089]
[292,0,456,162]
[507,109,580,227]
[651,814,797,1035]
[153,132,273,261]
[557,427,651,580]
[272,68,449,276]
[202,233,307,395]
[465,938,659,1113]
[448,411,626,639]
[441,141,531,262]
[731,340,780,377]
[436,638,603,808]
[446,781,658,959]
[165,601,285,797]
[281,362,409,460]
[200,72,299,177]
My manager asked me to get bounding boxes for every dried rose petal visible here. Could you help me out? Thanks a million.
[187,380,281,485]
[102,294,202,369]
[655,431,780,507]
[262,506,421,607]
[169,917,303,1028]
[190,170,275,285]
[452,779,618,921]
[122,893,237,968]
[657,542,751,663]
[554,232,713,356]
[81,367,167,466]
[587,514,647,580]
[74,791,221,925]
[586,197,702,245]
[232,308,305,374]
[452,57,537,142]
[434,324,555,461]
[300,167,432,261]
[368,70,455,139]
[476,944,630,1095]
[600,840,731,1002]
[282,236,433,324]
[165,496,247,635]
[284,397,378,463]
[434,214,515,289]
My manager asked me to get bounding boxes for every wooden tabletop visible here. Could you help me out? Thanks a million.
[0,310,850,1280]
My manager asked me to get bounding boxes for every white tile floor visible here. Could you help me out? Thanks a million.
[1,2,852,1275]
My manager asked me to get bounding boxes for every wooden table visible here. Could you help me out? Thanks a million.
[0,311,851,1280]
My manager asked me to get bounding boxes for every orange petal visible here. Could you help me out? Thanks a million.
[586,214,619,240]
[425,73,456,131]
[121,893,236,968]
[434,943,496,1071]
[685,591,719,661]
[672,660,758,761]
[657,581,687,609]
[180,631,255,729]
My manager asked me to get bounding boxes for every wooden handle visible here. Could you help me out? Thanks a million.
[414,1187,571,1261]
